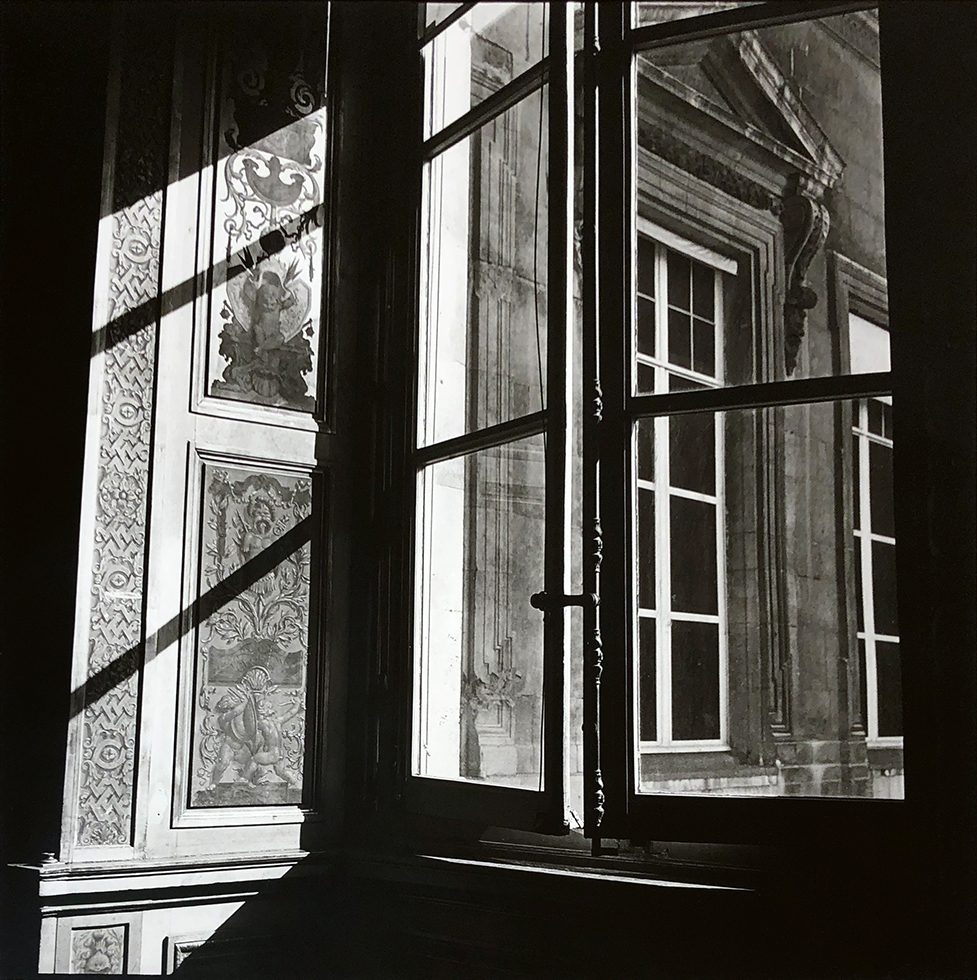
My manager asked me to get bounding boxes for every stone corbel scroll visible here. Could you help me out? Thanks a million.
[781,176,830,375]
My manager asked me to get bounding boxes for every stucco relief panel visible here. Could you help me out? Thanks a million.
[70,925,127,975]
[189,464,314,807]
[206,10,328,413]
[77,192,163,847]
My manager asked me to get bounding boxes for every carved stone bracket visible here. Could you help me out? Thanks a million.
[781,176,830,375]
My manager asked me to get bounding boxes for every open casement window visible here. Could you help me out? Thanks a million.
[405,1,910,848]
[406,4,575,832]
[594,0,907,846]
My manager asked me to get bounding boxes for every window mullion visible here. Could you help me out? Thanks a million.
[655,244,672,745]
[714,269,729,748]
[539,0,573,834]
[856,401,880,742]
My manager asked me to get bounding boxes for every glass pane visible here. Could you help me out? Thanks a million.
[634,11,888,385]
[692,263,714,320]
[857,637,868,733]
[670,495,718,615]
[637,296,656,356]
[423,3,463,34]
[667,250,691,311]
[413,434,545,786]
[639,617,658,741]
[635,401,903,797]
[668,309,692,369]
[850,313,891,376]
[872,540,898,636]
[692,318,715,376]
[876,641,903,737]
[418,87,547,447]
[867,399,885,436]
[669,412,715,495]
[671,620,721,740]
[423,3,548,140]
[869,441,895,537]
[637,236,656,296]
[667,372,702,393]
[638,487,656,608]
[637,361,656,394]
[634,2,762,28]
[637,416,655,482]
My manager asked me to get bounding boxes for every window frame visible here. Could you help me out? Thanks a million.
[401,2,576,835]
[633,233,730,755]
[592,0,910,848]
[388,0,963,864]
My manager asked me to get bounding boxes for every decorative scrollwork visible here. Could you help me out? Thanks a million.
[592,378,603,424]
[591,517,603,572]
[71,926,126,975]
[589,625,604,828]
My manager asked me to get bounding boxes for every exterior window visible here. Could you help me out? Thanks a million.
[850,314,901,744]
[634,232,729,751]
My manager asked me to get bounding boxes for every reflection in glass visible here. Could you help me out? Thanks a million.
[636,233,723,394]
[423,3,548,140]
[413,435,545,786]
[634,11,887,385]
[853,388,901,748]
[634,2,762,29]
[418,87,548,447]
[635,402,903,798]
[671,620,721,741]
[423,3,463,35]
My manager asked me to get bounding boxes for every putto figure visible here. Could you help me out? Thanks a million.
[206,667,302,799]
[212,256,315,410]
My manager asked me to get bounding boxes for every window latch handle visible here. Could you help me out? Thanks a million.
[530,591,599,611]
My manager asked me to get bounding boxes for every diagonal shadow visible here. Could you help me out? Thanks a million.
[69,516,312,720]
[93,203,326,361]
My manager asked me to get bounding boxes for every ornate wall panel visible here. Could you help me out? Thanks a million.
[205,6,329,413]
[189,464,315,807]
[74,17,171,848]
[70,925,127,975]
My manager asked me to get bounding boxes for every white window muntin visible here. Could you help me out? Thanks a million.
[633,235,729,755]
[853,395,902,746]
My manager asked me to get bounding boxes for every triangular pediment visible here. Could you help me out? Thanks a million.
[637,26,845,194]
